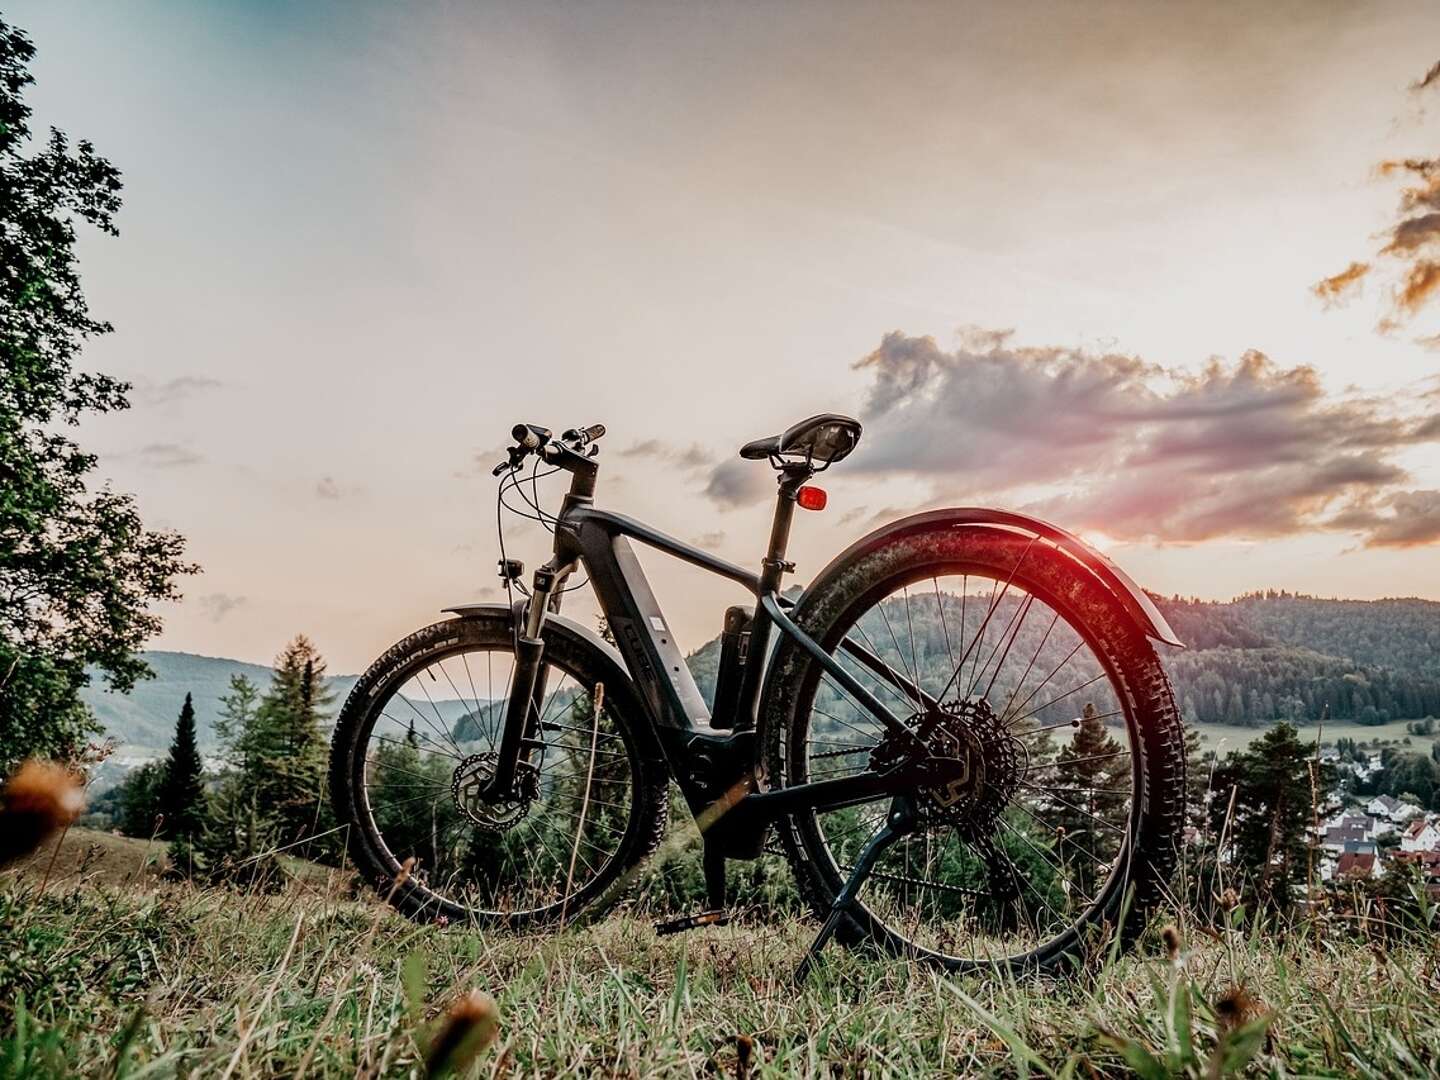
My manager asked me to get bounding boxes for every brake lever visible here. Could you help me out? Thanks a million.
[490,445,527,476]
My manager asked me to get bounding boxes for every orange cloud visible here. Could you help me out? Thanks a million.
[1399,259,1440,312]
[1319,61,1440,331]
[1411,59,1440,94]
[1311,261,1370,306]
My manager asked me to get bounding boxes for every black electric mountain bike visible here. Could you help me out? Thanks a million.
[330,415,1186,978]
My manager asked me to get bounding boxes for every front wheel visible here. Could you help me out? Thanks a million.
[329,614,668,926]
[763,525,1186,974]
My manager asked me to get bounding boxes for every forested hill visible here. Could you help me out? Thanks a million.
[81,652,360,756]
[1155,593,1440,677]
[1147,594,1439,726]
[88,595,1439,755]
[688,593,1440,730]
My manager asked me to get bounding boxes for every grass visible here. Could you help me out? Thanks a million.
[2,830,1439,1076]
[1193,718,1440,754]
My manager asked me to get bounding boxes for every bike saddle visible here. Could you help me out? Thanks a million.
[738,413,862,465]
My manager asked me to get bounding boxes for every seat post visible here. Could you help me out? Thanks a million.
[727,464,812,733]
[759,465,809,593]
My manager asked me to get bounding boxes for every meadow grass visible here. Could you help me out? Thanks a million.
[1,828,1438,1078]
[1192,718,1439,755]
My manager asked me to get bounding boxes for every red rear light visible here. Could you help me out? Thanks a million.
[797,486,827,511]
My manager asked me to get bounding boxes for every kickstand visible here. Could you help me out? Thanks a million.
[794,796,917,984]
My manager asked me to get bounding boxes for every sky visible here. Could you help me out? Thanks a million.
[10,0,1440,671]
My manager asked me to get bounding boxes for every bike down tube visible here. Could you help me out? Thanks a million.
[759,592,914,743]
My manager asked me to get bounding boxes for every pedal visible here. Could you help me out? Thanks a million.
[654,909,731,936]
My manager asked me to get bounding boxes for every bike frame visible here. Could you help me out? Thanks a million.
[488,441,939,853]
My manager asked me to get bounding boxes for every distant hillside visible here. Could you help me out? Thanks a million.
[81,652,360,756]
[87,594,1440,755]
[1157,593,1440,677]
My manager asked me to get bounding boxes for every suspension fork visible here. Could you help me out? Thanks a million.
[488,558,573,796]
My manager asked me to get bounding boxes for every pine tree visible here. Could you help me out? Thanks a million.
[213,674,260,770]
[1050,702,1128,901]
[157,692,206,839]
[1210,722,1332,911]
[248,636,335,848]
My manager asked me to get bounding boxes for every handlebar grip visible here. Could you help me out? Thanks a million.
[511,423,550,450]
[561,423,606,447]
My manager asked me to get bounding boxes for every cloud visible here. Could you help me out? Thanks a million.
[1411,60,1440,94]
[130,375,223,406]
[620,440,712,469]
[849,329,1440,545]
[137,442,203,468]
[1330,490,1440,547]
[1311,261,1369,307]
[690,530,727,549]
[1317,62,1440,329]
[197,592,246,623]
[703,458,772,508]
[1380,212,1440,255]
[1398,259,1440,313]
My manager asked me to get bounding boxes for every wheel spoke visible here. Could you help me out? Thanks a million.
[794,553,1156,968]
[358,642,640,921]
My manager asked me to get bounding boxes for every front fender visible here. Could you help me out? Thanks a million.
[806,508,1183,647]
[441,602,658,725]
[442,601,640,668]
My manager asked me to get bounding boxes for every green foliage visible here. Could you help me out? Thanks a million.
[1209,723,1332,911]
[1158,595,1440,727]
[1354,749,1440,810]
[111,761,164,838]
[156,693,205,840]
[1050,702,1127,898]
[251,639,332,834]
[171,639,339,886]
[0,16,195,768]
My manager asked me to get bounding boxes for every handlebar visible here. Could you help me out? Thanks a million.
[491,421,606,475]
[562,423,606,447]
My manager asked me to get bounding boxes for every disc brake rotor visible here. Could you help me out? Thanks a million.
[452,753,539,833]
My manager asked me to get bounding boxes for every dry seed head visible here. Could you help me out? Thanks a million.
[1214,984,1266,1034]
[1219,886,1239,912]
[735,1033,755,1079]
[0,760,84,865]
[425,990,499,1077]
[398,855,416,883]
[1160,924,1182,963]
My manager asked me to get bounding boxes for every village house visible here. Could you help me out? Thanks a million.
[1335,850,1380,880]
[1399,818,1440,853]
[1321,814,1378,852]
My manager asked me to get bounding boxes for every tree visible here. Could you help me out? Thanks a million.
[1050,702,1128,900]
[112,762,164,838]
[1210,722,1331,911]
[213,674,260,770]
[0,17,195,768]
[175,647,336,886]
[156,693,205,839]
[247,636,334,847]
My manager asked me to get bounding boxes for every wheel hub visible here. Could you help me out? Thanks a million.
[451,753,539,833]
[874,698,1024,838]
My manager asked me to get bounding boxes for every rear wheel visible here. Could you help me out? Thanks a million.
[763,526,1185,973]
[329,615,667,925]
